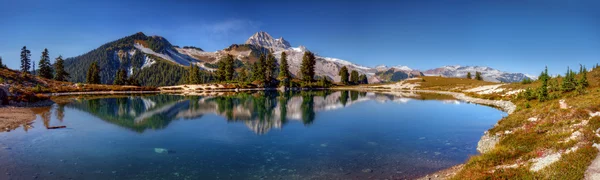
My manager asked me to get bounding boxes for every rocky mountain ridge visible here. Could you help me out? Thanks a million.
[63,31,534,86]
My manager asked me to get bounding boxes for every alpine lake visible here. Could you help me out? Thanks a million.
[0,90,505,179]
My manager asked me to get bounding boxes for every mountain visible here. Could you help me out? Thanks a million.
[245,31,291,51]
[63,31,532,86]
[63,32,193,86]
[423,65,536,82]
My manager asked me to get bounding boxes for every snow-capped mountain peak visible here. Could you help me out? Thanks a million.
[245,31,291,50]
[391,65,412,71]
[424,65,534,82]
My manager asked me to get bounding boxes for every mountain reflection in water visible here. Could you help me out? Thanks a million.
[59,91,452,134]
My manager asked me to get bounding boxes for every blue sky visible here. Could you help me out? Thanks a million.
[0,0,599,75]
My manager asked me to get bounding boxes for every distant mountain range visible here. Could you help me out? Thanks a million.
[63,31,534,86]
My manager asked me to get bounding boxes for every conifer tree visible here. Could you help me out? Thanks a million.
[537,66,549,101]
[350,70,359,85]
[579,64,589,88]
[265,52,277,82]
[216,55,234,82]
[278,52,290,80]
[86,61,101,84]
[0,56,4,68]
[188,64,201,84]
[224,55,234,81]
[358,74,368,84]
[238,68,248,83]
[338,66,349,85]
[475,71,483,81]
[20,46,31,74]
[253,54,266,82]
[113,69,128,85]
[38,48,53,79]
[466,72,472,79]
[561,67,577,92]
[576,65,589,94]
[300,51,316,82]
[54,56,69,81]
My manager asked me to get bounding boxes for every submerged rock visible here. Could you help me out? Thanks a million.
[154,148,172,154]
[362,168,373,173]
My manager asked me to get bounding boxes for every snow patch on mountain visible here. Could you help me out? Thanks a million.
[134,43,191,66]
[424,65,535,83]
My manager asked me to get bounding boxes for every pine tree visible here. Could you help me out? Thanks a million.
[338,66,349,85]
[54,55,69,81]
[561,67,576,92]
[113,69,128,85]
[466,72,472,79]
[475,71,483,81]
[20,46,31,74]
[350,70,359,85]
[188,64,201,84]
[300,51,316,82]
[86,61,101,84]
[238,68,248,83]
[224,55,234,81]
[358,74,368,84]
[265,52,277,82]
[216,55,234,82]
[0,56,4,68]
[38,48,53,79]
[278,52,290,80]
[537,66,549,101]
[253,54,266,82]
[576,64,589,94]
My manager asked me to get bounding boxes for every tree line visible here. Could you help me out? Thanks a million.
[15,46,70,81]
[519,65,590,103]
[12,45,370,88]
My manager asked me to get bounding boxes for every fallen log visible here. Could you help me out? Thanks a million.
[47,126,66,129]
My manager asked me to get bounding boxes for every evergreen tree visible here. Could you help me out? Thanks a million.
[338,66,349,85]
[466,72,472,79]
[0,56,4,68]
[113,68,128,85]
[216,55,234,82]
[253,54,266,82]
[475,71,483,81]
[38,48,53,79]
[537,66,549,101]
[548,78,559,92]
[265,52,277,82]
[54,55,70,81]
[350,70,359,85]
[224,55,235,81]
[561,67,576,92]
[576,64,589,94]
[238,68,248,83]
[215,61,225,82]
[86,61,101,84]
[300,51,316,82]
[188,64,201,84]
[358,74,368,84]
[20,46,31,74]
[278,52,290,80]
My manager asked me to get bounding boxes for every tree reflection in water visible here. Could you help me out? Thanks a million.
[60,90,436,134]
